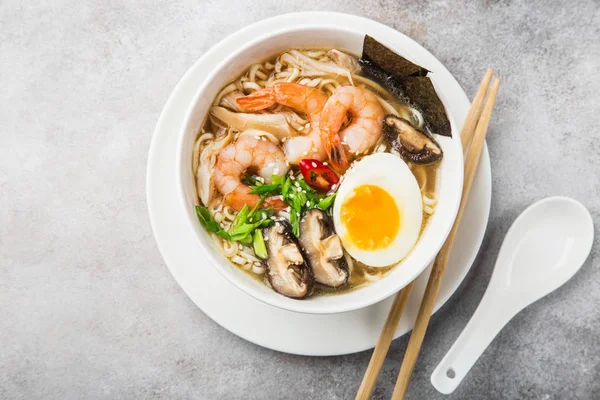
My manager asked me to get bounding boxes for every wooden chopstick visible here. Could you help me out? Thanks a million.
[461,69,494,153]
[391,76,501,399]
[355,282,414,400]
[355,69,498,400]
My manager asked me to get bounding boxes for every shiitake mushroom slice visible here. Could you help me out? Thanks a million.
[383,115,443,164]
[263,220,314,299]
[298,209,348,288]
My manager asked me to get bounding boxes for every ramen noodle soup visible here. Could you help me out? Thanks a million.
[192,36,451,299]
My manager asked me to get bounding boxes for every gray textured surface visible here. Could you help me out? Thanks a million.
[1,1,599,399]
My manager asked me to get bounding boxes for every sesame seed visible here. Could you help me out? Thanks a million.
[296,187,302,192]
[302,151,308,156]
[306,201,310,207]
[302,190,306,193]
[289,193,295,198]
[294,182,300,187]
[282,137,288,142]
[290,174,295,180]
[261,137,266,141]
[254,135,260,140]
[323,161,328,165]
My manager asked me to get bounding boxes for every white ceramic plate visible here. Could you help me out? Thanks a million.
[146,12,491,356]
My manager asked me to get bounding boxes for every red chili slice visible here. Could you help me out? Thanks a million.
[299,159,340,192]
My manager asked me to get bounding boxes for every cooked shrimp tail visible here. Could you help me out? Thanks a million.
[322,132,349,171]
[236,87,276,111]
[237,83,327,115]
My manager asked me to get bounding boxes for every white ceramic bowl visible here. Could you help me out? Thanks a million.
[176,23,463,314]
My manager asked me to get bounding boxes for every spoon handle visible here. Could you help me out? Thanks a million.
[430,288,517,394]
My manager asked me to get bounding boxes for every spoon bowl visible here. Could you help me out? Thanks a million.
[491,196,594,309]
[431,196,594,394]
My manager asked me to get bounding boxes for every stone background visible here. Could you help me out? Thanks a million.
[1,1,598,399]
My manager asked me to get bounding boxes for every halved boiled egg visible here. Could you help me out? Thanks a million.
[333,153,423,267]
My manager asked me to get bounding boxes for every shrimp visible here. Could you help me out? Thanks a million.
[213,135,288,211]
[319,86,385,171]
[237,83,328,163]
[282,129,327,163]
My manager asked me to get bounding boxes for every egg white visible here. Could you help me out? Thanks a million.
[333,153,423,267]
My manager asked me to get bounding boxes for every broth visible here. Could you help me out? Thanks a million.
[193,48,442,297]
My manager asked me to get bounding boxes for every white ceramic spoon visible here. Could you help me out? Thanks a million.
[431,196,594,394]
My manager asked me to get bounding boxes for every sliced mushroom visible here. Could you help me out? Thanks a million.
[219,90,246,112]
[195,130,234,206]
[383,115,443,164]
[281,50,355,84]
[263,220,314,299]
[299,209,349,287]
[328,49,361,75]
[210,106,294,140]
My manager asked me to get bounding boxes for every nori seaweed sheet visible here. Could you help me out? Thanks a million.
[362,35,429,77]
[360,35,451,137]
[398,77,451,137]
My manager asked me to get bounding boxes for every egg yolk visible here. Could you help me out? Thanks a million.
[340,184,400,250]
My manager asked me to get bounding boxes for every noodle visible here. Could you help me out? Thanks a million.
[242,81,262,93]
[214,82,238,106]
[248,64,261,82]
[286,66,300,82]
[223,206,236,220]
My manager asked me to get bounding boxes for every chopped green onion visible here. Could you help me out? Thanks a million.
[317,193,337,210]
[195,206,231,240]
[231,204,250,231]
[291,194,303,213]
[260,219,273,227]
[230,219,266,238]
[243,175,263,187]
[248,196,266,221]
[296,177,316,193]
[271,174,285,185]
[249,183,281,195]
[253,230,268,259]
[281,177,292,198]
[290,209,300,237]
[238,234,254,245]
